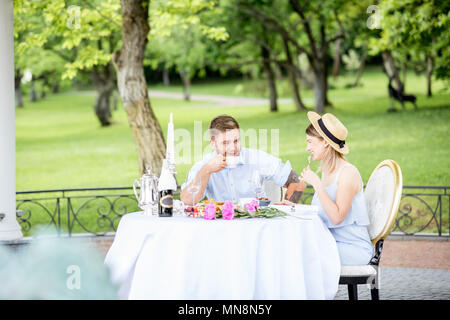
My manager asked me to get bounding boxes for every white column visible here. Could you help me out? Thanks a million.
[0,0,22,240]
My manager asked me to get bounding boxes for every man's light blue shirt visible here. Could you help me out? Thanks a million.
[181,148,292,202]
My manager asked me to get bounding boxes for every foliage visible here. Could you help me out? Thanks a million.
[15,70,450,234]
[368,0,450,80]
[184,203,288,219]
[232,206,288,219]
[0,230,118,299]
[14,0,122,80]
[15,68,450,191]
[146,0,229,79]
[342,50,361,72]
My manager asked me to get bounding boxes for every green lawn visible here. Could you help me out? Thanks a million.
[15,67,450,235]
[17,67,450,190]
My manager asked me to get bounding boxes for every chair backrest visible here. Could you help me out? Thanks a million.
[364,160,403,245]
[263,179,283,202]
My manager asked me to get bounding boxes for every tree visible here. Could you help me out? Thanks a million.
[211,0,308,111]
[112,0,167,175]
[148,23,208,101]
[231,0,350,113]
[211,2,281,111]
[287,0,347,112]
[114,0,228,175]
[369,0,450,97]
[333,0,373,88]
[14,0,122,126]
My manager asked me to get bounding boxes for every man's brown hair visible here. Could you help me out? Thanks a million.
[209,115,240,134]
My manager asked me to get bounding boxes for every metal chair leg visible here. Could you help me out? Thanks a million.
[347,284,358,300]
[371,288,379,300]
[370,269,380,300]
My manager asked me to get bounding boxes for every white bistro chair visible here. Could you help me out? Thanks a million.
[262,179,283,203]
[339,159,403,300]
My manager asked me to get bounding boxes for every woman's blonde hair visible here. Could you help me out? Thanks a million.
[306,124,346,174]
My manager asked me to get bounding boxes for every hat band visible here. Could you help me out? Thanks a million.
[318,118,346,149]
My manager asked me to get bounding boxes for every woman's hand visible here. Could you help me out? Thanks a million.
[300,165,321,190]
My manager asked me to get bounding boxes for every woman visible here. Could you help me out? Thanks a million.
[300,111,373,266]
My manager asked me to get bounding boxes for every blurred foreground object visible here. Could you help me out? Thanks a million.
[0,230,118,299]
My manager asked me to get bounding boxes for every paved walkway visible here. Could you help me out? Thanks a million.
[4,236,449,300]
[148,90,300,107]
[380,239,450,270]
[91,237,450,300]
[336,239,450,300]
[74,89,313,107]
[335,267,450,300]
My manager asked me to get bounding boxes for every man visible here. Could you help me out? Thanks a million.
[180,115,305,205]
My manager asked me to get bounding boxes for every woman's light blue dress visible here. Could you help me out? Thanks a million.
[311,163,374,266]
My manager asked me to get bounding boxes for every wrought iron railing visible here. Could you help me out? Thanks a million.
[15,185,449,237]
[15,188,140,237]
[392,186,449,236]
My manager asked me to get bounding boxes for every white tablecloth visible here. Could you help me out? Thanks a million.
[104,207,341,300]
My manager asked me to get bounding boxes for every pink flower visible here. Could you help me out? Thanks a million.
[250,199,260,209]
[245,199,259,213]
[222,201,234,220]
[203,203,216,220]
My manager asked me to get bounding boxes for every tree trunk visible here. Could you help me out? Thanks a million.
[401,62,406,90]
[309,52,330,113]
[292,54,314,89]
[382,51,404,111]
[260,44,278,112]
[15,87,23,108]
[179,70,191,101]
[353,50,367,87]
[288,66,306,111]
[426,54,433,97]
[282,38,306,111]
[40,75,50,99]
[163,67,170,86]
[29,77,37,102]
[324,64,332,107]
[332,37,342,79]
[313,65,327,114]
[382,51,403,92]
[273,62,283,81]
[93,86,112,126]
[312,23,332,110]
[51,83,59,93]
[113,0,166,176]
[15,70,23,108]
[112,90,118,111]
[91,63,115,126]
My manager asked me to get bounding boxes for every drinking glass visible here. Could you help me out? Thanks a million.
[249,170,263,199]
[150,177,159,215]
[187,175,201,207]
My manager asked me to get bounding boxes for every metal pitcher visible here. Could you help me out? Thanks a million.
[133,166,159,215]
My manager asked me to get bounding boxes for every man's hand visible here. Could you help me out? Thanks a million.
[283,170,306,203]
[285,181,306,199]
[204,154,227,173]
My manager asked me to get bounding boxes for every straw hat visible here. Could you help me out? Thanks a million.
[307,111,349,154]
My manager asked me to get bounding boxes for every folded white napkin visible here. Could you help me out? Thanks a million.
[269,204,319,216]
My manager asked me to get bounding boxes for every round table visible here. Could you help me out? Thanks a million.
[104,209,341,300]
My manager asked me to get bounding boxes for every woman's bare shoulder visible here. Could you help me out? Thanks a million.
[338,164,361,189]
